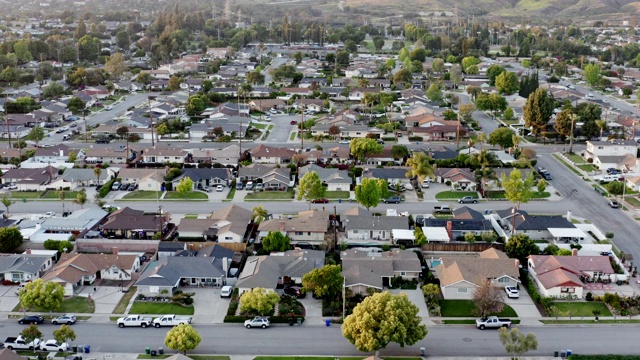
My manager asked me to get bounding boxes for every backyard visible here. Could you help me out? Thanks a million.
[245,190,294,200]
[439,299,518,317]
[128,301,195,315]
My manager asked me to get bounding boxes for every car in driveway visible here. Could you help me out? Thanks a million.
[608,199,620,208]
[52,314,76,325]
[18,315,44,325]
[284,286,306,298]
[505,286,519,299]
[220,286,233,298]
[235,182,244,190]
[244,316,270,329]
[39,339,69,352]
[216,185,224,192]
[339,140,350,144]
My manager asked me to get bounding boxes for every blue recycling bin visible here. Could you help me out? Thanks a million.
[567,349,572,356]
[338,198,342,203]
[84,345,90,354]
[325,319,331,327]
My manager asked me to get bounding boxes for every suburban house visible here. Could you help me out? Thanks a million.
[1,166,58,191]
[136,246,235,295]
[238,164,292,190]
[24,208,108,243]
[116,168,166,192]
[359,167,412,186]
[258,210,329,246]
[82,148,131,164]
[583,140,638,171]
[528,253,616,299]
[421,207,493,240]
[434,248,521,300]
[248,99,286,112]
[341,248,422,295]
[42,253,141,296]
[494,208,585,242]
[171,168,232,190]
[141,148,188,164]
[250,145,295,165]
[99,207,169,239]
[298,164,352,191]
[0,253,54,283]
[236,249,325,293]
[31,145,72,163]
[178,204,250,243]
[189,145,240,166]
[433,167,476,190]
[50,168,110,188]
[343,211,409,243]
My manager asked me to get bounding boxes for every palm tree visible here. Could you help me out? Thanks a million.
[472,150,498,196]
[406,152,434,183]
[57,190,66,215]
[251,205,269,238]
[476,132,487,146]
[595,119,607,139]
[74,189,87,209]
[93,167,102,186]
[467,138,476,156]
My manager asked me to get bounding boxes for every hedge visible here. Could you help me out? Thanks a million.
[99,178,119,198]
[224,315,305,324]
[408,136,423,141]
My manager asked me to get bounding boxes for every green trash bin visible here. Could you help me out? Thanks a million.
[146,347,151,355]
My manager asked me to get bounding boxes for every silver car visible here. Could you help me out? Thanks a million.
[244,316,270,329]
[52,314,76,325]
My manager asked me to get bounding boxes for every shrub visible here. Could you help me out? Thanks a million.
[408,136,423,141]
[99,178,118,198]
[586,292,594,301]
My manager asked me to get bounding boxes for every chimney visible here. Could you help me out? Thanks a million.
[572,248,578,256]
[222,257,228,275]
[515,259,520,268]
[566,211,572,222]
[446,221,453,241]
[112,247,119,255]
[26,249,31,254]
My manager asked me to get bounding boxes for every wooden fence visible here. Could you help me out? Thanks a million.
[421,242,504,252]
[186,242,247,252]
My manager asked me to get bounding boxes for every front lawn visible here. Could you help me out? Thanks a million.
[577,164,598,172]
[551,301,611,317]
[245,190,294,200]
[439,299,517,317]
[564,153,585,163]
[435,191,478,200]
[10,191,42,199]
[625,196,640,207]
[164,191,208,200]
[128,301,194,315]
[122,191,161,200]
[289,132,296,140]
[485,191,550,199]
[16,296,95,313]
[226,187,236,200]
[325,191,350,199]
[113,286,137,314]
[251,123,267,130]
[41,190,79,199]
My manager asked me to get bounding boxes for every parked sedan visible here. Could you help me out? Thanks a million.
[311,198,329,204]
[216,185,224,192]
[383,196,402,204]
[52,314,76,325]
[39,339,69,352]
[505,286,520,299]
[608,199,620,208]
[18,315,45,324]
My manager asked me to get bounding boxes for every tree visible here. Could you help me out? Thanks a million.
[239,287,280,315]
[74,189,87,208]
[53,324,76,343]
[473,279,505,318]
[297,171,326,208]
[393,68,412,85]
[414,226,427,246]
[537,179,547,194]
[391,145,410,162]
[432,58,445,73]
[176,177,194,194]
[523,88,554,138]
[25,126,45,147]
[554,109,574,139]
[505,233,540,264]
[488,128,515,149]
[104,52,127,79]
[342,291,428,353]
[43,82,64,99]
[421,284,440,306]
[349,138,383,163]
[2,196,14,215]
[406,152,434,183]
[584,63,601,86]
[302,264,343,298]
[486,64,505,86]
[164,324,202,355]
[426,83,443,102]
[499,327,538,360]
[328,125,340,139]
[449,64,462,88]
[93,167,102,186]
[67,97,85,113]
[495,71,519,94]
[20,325,42,346]
[502,169,535,215]
[262,231,291,252]
[168,75,182,91]
[355,178,385,211]
[461,56,480,70]
[607,181,625,198]
[19,279,64,313]
[503,107,514,121]
[0,227,23,253]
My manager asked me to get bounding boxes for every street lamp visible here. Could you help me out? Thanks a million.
[148,95,157,146]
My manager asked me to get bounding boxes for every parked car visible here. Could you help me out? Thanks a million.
[290,120,298,125]
[284,286,306,298]
[235,183,244,190]
[220,286,233,298]
[95,137,110,144]
[433,205,453,214]
[541,172,552,181]
[216,185,224,192]
[7,183,16,190]
[52,314,76,325]
[255,183,264,190]
[504,286,519,299]
[458,196,478,204]
[245,182,254,190]
[105,106,113,111]
[14,283,26,295]
[608,199,620,208]
[39,339,69,352]
[244,316,270,329]
[383,196,402,204]
[18,315,44,325]
[127,183,137,191]
[422,179,430,188]
[119,183,129,191]
[311,198,329,203]
[270,109,278,114]
[339,140,350,144]
[475,316,511,330]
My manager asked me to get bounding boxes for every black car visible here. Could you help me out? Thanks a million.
[18,315,44,325]
[608,199,620,208]
[284,286,306,298]
[119,183,129,191]
[541,172,552,180]
[95,137,110,144]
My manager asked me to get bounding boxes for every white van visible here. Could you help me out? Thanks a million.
[62,134,71,141]
[599,174,621,183]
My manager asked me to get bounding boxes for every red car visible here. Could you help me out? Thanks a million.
[311,198,329,203]
[290,121,298,125]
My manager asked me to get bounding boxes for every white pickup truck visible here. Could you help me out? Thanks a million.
[117,315,152,328]
[475,316,512,330]
[152,314,192,328]
[4,336,41,350]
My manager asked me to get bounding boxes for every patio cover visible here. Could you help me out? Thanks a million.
[392,229,414,242]
[548,227,588,240]
[422,226,451,242]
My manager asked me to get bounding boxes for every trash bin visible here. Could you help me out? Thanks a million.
[151,350,157,356]
[554,350,559,357]
[338,199,342,203]
[72,346,77,353]
[567,349,572,356]
[325,319,331,327]
[145,347,151,355]
[289,318,294,326]
[560,351,566,358]
[297,318,302,326]
[158,347,164,355]
[420,347,425,356]
[84,345,90,354]
[78,345,84,353]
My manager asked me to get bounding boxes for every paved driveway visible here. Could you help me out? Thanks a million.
[504,287,540,318]
[389,289,429,320]
[190,287,229,324]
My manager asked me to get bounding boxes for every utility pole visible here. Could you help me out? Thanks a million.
[148,95,157,147]
[300,96,305,150]
[569,114,576,154]
[333,205,337,251]
[4,99,10,149]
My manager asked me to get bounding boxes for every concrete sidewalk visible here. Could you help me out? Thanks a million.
[72,353,560,360]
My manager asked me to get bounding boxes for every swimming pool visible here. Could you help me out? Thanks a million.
[430,259,442,267]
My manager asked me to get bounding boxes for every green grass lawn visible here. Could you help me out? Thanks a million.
[442,319,521,325]
[16,296,95,313]
[164,191,208,200]
[10,191,42,198]
[439,300,517,317]
[252,123,267,130]
[577,164,598,172]
[113,286,137,314]
[553,154,583,177]
[564,153,585,163]
[41,190,79,199]
[226,187,236,200]
[289,132,296,140]
[128,301,194,315]
[486,191,550,199]
[625,196,640,207]
[325,191,350,199]
[183,214,199,219]
[552,301,611,317]
[122,191,161,200]
[245,190,294,200]
[435,191,478,200]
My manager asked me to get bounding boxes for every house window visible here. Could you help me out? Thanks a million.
[224,236,232,240]
[352,230,358,234]
[295,231,303,235]
[308,232,311,235]
[560,287,575,293]
[457,288,468,294]
[497,277,509,283]
[400,272,406,276]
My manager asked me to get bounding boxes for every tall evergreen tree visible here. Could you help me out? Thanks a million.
[523,88,554,138]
